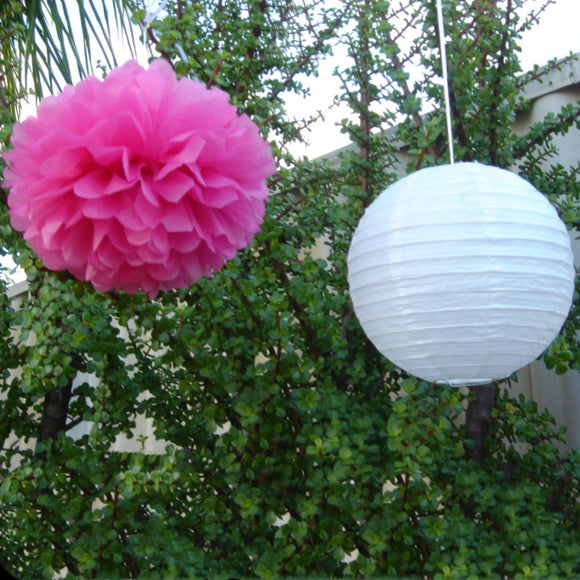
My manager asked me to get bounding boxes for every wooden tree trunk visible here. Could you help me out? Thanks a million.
[37,382,74,443]
[464,382,497,464]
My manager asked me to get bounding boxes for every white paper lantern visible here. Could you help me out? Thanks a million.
[347,162,575,386]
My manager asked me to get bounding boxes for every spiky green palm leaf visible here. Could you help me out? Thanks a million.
[1,0,140,117]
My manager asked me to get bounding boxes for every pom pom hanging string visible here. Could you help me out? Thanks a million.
[436,0,455,164]
[141,0,168,44]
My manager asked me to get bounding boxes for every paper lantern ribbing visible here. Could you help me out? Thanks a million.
[347,163,575,386]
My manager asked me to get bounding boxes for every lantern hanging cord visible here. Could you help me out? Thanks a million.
[436,0,455,164]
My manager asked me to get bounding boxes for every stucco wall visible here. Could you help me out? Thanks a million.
[507,82,580,450]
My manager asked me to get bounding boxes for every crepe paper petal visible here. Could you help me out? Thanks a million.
[153,170,195,204]
[4,59,276,295]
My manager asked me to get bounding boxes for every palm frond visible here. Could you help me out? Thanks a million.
[19,0,141,98]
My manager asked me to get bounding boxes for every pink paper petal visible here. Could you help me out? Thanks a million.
[161,203,195,233]
[153,170,194,203]
[74,169,112,199]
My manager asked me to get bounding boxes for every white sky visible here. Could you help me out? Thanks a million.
[519,0,580,71]
[292,0,580,158]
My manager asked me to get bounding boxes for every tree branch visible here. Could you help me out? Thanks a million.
[37,381,75,444]
[464,382,497,464]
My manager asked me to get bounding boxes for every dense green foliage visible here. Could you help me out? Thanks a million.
[1,0,580,578]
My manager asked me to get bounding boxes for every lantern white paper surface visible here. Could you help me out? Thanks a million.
[347,162,575,386]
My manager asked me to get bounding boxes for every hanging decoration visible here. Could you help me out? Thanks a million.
[3,59,276,296]
[347,162,575,385]
[347,0,575,386]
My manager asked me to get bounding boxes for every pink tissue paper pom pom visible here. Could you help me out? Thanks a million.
[3,59,276,296]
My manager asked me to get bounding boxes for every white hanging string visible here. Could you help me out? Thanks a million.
[141,0,169,44]
[436,0,455,164]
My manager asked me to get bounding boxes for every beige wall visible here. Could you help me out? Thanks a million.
[509,74,580,450]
